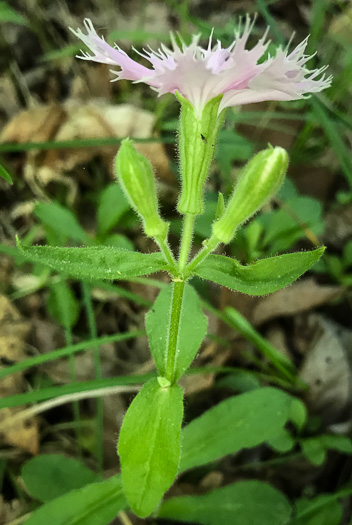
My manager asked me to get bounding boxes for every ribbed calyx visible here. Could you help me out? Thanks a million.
[176,92,225,216]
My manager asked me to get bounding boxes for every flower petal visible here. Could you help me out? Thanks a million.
[70,18,152,81]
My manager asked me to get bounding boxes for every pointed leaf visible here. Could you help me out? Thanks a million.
[97,183,130,236]
[145,283,207,379]
[159,480,292,525]
[195,247,325,295]
[34,201,91,245]
[118,378,184,517]
[0,162,13,184]
[17,241,168,280]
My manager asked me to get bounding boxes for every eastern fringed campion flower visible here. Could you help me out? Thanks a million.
[71,17,331,117]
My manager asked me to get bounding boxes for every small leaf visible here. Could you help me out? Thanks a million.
[180,387,291,472]
[118,378,184,517]
[159,480,292,525]
[215,192,225,220]
[97,183,130,236]
[195,248,325,295]
[22,454,98,503]
[0,162,13,184]
[145,283,207,379]
[34,202,91,245]
[24,475,126,525]
[48,281,80,329]
[301,437,326,466]
[320,434,352,454]
[17,241,168,281]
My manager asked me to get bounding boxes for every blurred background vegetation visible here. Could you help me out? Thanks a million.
[0,0,352,523]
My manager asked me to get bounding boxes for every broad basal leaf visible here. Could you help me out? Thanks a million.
[24,475,126,525]
[180,387,291,472]
[145,283,207,379]
[17,241,168,280]
[118,378,184,517]
[195,247,324,295]
[22,454,98,503]
[159,480,292,525]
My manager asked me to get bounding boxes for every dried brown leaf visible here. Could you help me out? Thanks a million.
[252,278,342,325]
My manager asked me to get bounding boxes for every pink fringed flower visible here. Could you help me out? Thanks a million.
[70,17,331,117]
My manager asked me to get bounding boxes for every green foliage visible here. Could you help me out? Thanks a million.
[118,378,184,517]
[0,162,13,184]
[48,281,80,329]
[34,202,90,245]
[145,283,207,379]
[195,248,324,295]
[259,196,323,254]
[17,242,168,280]
[158,480,292,525]
[215,128,254,179]
[97,183,130,236]
[224,307,295,381]
[180,387,292,472]
[293,493,343,525]
[24,475,126,525]
[22,454,99,503]
[0,1,28,24]
[301,434,352,466]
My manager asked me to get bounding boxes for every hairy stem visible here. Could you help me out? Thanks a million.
[178,214,195,273]
[165,280,185,383]
[184,235,219,277]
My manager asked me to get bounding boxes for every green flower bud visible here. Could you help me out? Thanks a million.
[176,92,225,216]
[212,146,288,244]
[115,138,168,239]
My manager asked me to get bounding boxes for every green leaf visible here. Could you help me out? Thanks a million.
[22,454,98,503]
[195,248,325,295]
[159,480,291,525]
[267,428,295,453]
[48,281,80,328]
[301,437,326,466]
[260,196,323,253]
[102,234,134,251]
[0,1,28,24]
[17,241,168,280]
[293,494,342,525]
[118,378,184,517]
[180,387,291,472]
[34,202,90,245]
[97,183,130,236]
[216,370,261,393]
[320,434,352,454]
[24,475,126,525]
[0,162,13,184]
[145,283,207,379]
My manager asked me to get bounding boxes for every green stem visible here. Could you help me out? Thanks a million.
[178,214,195,273]
[185,235,219,277]
[81,283,104,472]
[65,326,82,457]
[165,280,185,383]
[155,235,176,269]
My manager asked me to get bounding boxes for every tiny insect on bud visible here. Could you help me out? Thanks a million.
[212,146,289,244]
[115,138,168,239]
